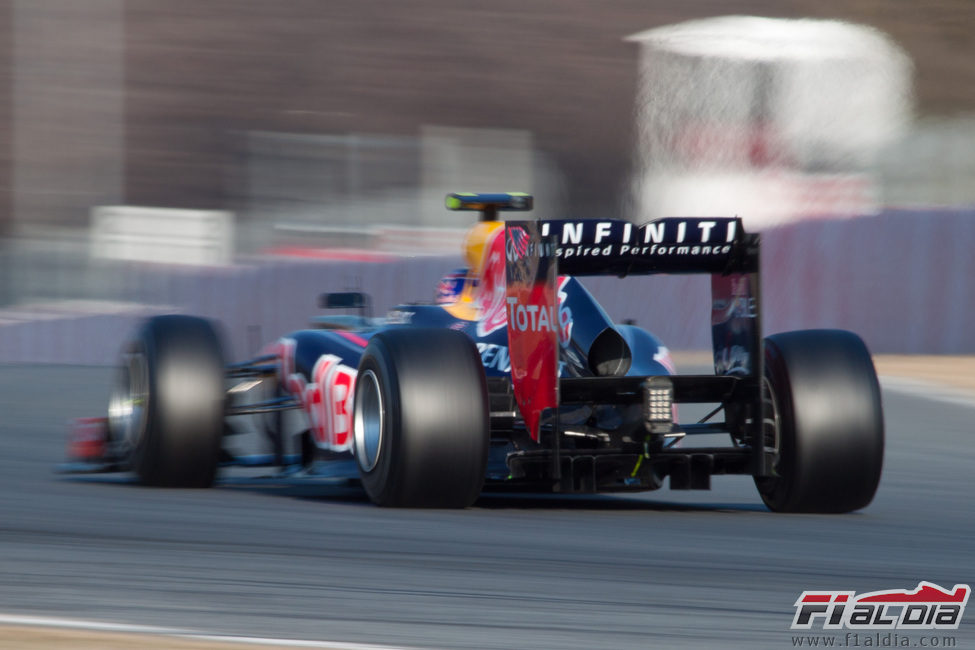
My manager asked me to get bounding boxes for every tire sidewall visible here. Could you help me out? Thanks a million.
[354,337,402,506]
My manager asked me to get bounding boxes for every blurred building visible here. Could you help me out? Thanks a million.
[0,1,974,262]
[3,2,975,221]
[627,16,912,228]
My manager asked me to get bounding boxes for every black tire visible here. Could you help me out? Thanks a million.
[353,328,489,508]
[756,329,884,513]
[121,315,226,487]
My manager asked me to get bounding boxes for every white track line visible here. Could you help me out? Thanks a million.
[0,614,409,650]
[880,375,975,411]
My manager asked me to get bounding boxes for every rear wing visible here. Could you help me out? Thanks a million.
[535,218,756,276]
[502,217,764,465]
[445,194,755,275]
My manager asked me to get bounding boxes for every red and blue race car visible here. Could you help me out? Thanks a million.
[66,193,884,512]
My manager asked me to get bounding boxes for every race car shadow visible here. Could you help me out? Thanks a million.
[213,473,770,511]
[59,473,374,503]
[59,474,768,512]
[219,482,769,512]
[472,493,770,513]
[219,478,372,503]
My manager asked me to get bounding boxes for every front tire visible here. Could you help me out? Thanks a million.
[118,315,226,487]
[756,329,884,513]
[353,329,489,508]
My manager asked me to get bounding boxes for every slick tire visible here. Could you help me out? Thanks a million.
[353,329,489,508]
[125,315,226,487]
[756,329,884,513]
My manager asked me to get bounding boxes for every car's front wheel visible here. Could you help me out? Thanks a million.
[114,315,226,487]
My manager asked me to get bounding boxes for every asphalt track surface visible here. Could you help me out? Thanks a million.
[0,364,973,649]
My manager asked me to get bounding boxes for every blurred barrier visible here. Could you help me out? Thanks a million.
[0,256,460,365]
[592,209,975,355]
[0,302,163,365]
[0,209,972,365]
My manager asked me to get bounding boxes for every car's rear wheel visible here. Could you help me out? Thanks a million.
[115,315,226,487]
[756,329,884,513]
[353,329,489,507]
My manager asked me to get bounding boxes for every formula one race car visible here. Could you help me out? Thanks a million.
[66,193,885,512]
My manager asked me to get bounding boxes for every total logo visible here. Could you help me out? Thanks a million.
[506,296,557,334]
[791,582,969,630]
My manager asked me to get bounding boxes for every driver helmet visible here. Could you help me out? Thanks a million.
[435,220,503,309]
[463,220,504,275]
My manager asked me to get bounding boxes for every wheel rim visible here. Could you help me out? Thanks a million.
[762,377,781,474]
[108,352,149,451]
[755,376,783,500]
[354,369,384,472]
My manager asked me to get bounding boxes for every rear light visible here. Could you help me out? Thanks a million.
[642,376,674,434]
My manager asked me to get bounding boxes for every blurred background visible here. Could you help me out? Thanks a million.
[1,0,973,362]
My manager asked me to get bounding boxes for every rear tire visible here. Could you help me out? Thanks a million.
[756,329,884,513]
[121,315,226,487]
[353,329,489,507]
